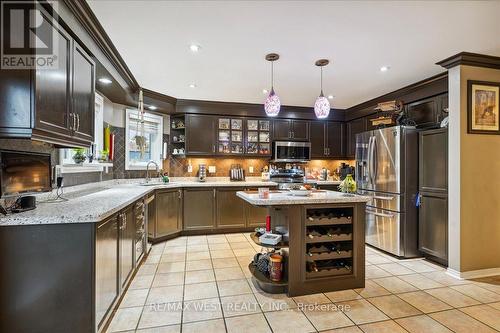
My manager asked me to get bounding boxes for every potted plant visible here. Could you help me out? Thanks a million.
[72,148,87,164]
[98,150,109,162]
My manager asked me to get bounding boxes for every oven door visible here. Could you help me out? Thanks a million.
[272,141,311,162]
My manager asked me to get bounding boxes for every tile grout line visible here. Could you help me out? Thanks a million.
[134,243,165,332]
[455,306,500,331]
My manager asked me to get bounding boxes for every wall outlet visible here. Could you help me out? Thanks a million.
[208,165,216,173]
[249,166,254,173]
[187,164,193,173]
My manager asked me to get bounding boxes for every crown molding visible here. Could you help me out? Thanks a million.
[61,0,140,91]
[437,52,500,70]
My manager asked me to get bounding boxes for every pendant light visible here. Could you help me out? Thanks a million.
[264,53,281,117]
[314,59,330,119]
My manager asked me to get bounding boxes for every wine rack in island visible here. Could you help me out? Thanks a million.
[305,208,353,278]
[285,203,365,297]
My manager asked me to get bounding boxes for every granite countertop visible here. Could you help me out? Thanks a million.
[0,177,278,226]
[236,190,370,206]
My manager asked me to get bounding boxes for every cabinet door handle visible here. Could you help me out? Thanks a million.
[178,189,182,199]
[68,113,73,130]
[76,114,80,132]
[213,189,216,198]
[72,113,77,131]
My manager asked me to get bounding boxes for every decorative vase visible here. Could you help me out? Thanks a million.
[338,174,356,195]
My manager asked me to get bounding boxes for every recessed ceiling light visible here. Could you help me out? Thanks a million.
[148,105,157,110]
[189,44,201,52]
[380,66,390,72]
[189,83,197,88]
[262,89,269,94]
[98,77,112,84]
[327,95,334,100]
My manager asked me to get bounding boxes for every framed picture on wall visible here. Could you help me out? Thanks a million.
[468,80,500,134]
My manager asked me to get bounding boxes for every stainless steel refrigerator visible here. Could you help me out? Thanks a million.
[355,126,420,258]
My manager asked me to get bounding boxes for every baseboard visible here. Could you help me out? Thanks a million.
[446,267,500,280]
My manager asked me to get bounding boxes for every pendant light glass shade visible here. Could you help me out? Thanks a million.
[264,54,280,117]
[265,88,281,117]
[314,92,330,119]
[314,59,330,119]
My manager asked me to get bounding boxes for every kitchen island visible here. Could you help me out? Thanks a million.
[237,190,370,297]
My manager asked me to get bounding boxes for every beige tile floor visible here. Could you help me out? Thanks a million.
[106,233,500,333]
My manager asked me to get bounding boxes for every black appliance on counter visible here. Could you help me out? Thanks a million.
[0,150,52,212]
[338,163,354,180]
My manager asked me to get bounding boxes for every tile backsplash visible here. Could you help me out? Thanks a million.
[165,157,354,178]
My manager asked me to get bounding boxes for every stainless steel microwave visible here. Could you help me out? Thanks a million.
[272,141,311,162]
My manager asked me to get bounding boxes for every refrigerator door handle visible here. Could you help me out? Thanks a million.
[373,195,394,201]
[368,136,375,185]
[372,135,378,182]
[366,208,394,218]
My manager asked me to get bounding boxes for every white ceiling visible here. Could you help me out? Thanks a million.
[87,0,500,109]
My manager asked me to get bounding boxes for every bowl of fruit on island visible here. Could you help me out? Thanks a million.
[288,184,313,196]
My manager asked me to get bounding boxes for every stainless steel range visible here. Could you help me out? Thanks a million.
[269,167,316,189]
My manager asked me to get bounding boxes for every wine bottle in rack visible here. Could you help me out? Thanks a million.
[335,260,351,270]
[307,244,329,256]
[326,227,342,237]
[307,229,322,239]
[307,261,319,272]
[329,243,342,254]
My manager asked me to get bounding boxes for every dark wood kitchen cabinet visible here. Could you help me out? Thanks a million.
[346,118,367,158]
[183,188,216,230]
[216,188,246,228]
[185,114,216,155]
[310,121,327,158]
[312,121,345,158]
[418,193,448,264]
[34,15,73,140]
[119,206,135,288]
[156,189,183,237]
[326,122,345,157]
[406,97,439,126]
[273,119,309,141]
[418,128,448,265]
[245,202,268,228]
[96,215,119,327]
[71,42,95,143]
[0,6,95,147]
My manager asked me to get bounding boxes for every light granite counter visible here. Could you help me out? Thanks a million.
[237,190,370,206]
[0,177,278,226]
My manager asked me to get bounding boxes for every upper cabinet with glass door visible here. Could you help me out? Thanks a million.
[217,118,244,155]
[245,119,271,156]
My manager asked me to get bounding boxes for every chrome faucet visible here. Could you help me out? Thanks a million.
[146,161,159,183]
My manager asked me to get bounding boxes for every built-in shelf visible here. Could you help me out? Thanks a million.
[305,234,352,243]
[306,266,352,279]
[306,217,352,227]
[250,233,289,249]
[248,263,287,294]
[306,250,352,261]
